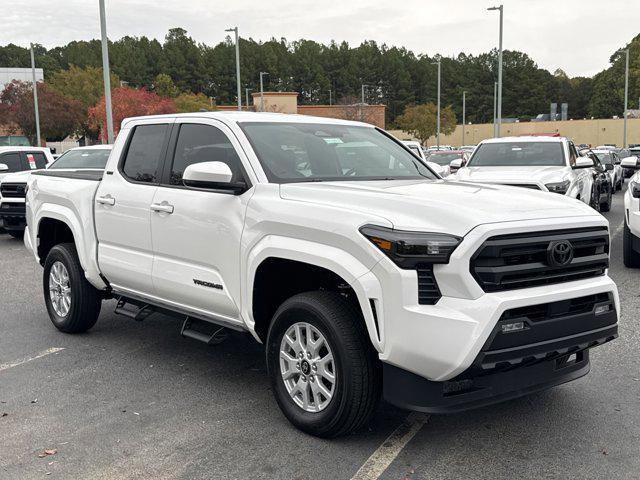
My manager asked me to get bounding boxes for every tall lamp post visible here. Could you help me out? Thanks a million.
[29,44,41,147]
[360,84,370,121]
[259,72,268,111]
[225,27,242,111]
[488,5,503,138]
[493,81,497,137]
[462,90,466,147]
[432,59,441,148]
[98,0,114,144]
[624,49,629,148]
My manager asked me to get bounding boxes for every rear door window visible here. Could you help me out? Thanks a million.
[0,152,24,172]
[25,152,48,169]
[121,124,170,183]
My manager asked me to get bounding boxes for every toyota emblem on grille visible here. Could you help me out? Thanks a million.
[546,240,574,267]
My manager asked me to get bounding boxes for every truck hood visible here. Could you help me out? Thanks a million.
[279,179,596,237]
[0,170,37,184]
[456,166,569,186]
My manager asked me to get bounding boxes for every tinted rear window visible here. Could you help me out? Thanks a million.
[121,124,169,183]
[0,152,23,172]
[50,149,111,170]
[469,142,565,167]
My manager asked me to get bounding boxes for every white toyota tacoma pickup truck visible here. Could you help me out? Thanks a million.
[25,112,619,437]
[622,155,640,267]
[455,136,600,206]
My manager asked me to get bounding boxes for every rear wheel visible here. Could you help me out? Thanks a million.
[43,243,102,333]
[600,188,612,212]
[266,291,381,438]
[623,221,640,268]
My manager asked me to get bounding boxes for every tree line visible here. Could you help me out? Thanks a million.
[1,28,638,129]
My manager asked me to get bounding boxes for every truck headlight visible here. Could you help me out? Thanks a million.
[360,225,461,268]
[631,180,640,198]
[545,180,570,194]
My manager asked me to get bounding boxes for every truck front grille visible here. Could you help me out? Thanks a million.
[470,227,609,292]
[0,182,27,199]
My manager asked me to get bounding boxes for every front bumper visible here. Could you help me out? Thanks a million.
[0,202,26,230]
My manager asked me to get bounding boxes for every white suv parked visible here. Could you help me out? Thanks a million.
[24,113,618,437]
[455,136,596,206]
[622,156,640,267]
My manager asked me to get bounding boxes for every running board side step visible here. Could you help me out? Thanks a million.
[181,317,228,345]
[114,297,155,321]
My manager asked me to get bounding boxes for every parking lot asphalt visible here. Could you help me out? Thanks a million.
[1,187,639,480]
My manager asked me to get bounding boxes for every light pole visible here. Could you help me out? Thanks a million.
[432,60,441,148]
[29,44,41,147]
[360,84,370,121]
[98,0,114,144]
[259,72,268,111]
[624,49,629,148]
[488,5,503,137]
[462,90,466,147]
[225,27,242,111]
[329,89,332,106]
[245,87,252,110]
[493,81,497,137]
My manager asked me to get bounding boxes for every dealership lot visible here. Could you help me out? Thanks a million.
[1,189,639,480]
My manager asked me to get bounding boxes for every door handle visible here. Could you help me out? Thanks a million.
[96,195,115,206]
[150,202,174,214]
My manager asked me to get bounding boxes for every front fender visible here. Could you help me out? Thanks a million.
[242,235,384,352]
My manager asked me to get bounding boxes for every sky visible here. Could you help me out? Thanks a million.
[3,0,637,78]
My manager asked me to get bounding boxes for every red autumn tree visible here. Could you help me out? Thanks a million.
[0,80,84,144]
[88,87,176,141]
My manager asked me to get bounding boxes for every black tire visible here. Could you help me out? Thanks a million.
[7,229,23,240]
[600,190,612,212]
[623,221,640,268]
[266,291,381,438]
[43,243,102,333]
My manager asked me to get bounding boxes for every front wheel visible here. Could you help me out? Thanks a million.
[266,291,381,438]
[43,243,102,333]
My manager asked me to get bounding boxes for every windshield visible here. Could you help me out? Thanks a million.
[428,153,462,165]
[468,142,565,167]
[49,148,111,170]
[594,153,613,164]
[240,122,437,183]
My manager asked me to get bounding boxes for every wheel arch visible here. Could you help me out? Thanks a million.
[243,236,384,352]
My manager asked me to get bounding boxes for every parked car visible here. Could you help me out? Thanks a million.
[624,147,640,177]
[0,145,111,238]
[426,150,470,176]
[591,149,623,191]
[0,146,54,235]
[455,136,598,208]
[582,150,613,212]
[25,112,618,437]
[622,156,640,267]
[459,145,476,154]
[401,140,428,161]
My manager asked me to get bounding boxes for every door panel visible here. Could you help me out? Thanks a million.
[95,122,171,294]
[150,120,251,321]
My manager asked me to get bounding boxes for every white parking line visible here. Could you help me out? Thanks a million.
[351,412,430,480]
[0,347,65,372]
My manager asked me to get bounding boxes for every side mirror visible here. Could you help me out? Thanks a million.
[182,161,246,194]
[0,163,8,172]
[605,163,614,171]
[621,156,640,169]
[573,157,594,169]
[450,159,463,169]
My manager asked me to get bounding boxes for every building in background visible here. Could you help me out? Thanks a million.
[0,67,43,92]
[218,91,386,128]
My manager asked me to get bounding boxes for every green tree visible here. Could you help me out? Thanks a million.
[153,73,178,97]
[162,28,206,93]
[49,65,119,109]
[395,103,456,145]
[174,92,214,112]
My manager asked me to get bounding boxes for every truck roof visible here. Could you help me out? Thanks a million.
[121,111,374,129]
[479,135,566,144]
[0,146,51,153]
